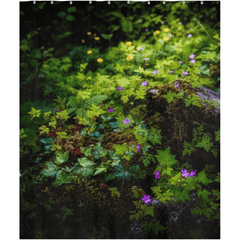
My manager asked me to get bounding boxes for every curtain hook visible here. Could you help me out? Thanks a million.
[89,0,92,4]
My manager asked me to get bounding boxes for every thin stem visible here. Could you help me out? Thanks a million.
[198,24,215,44]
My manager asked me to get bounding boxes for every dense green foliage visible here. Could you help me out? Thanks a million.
[20,1,220,239]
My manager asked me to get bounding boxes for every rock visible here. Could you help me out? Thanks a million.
[128,194,220,239]
[146,80,220,172]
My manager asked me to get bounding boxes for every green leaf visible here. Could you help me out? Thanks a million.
[78,158,95,167]
[101,33,113,40]
[197,189,211,201]
[162,91,178,103]
[80,146,93,157]
[211,148,219,158]
[195,133,213,152]
[155,147,178,167]
[84,95,108,108]
[115,63,124,73]
[113,143,128,156]
[67,6,77,12]
[52,170,74,186]
[114,165,131,181]
[105,173,115,182]
[60,205,74,223]
[66,14,75,21]
[174,188,191,201]
[109,187,120,197]
[41,162,59,178]
[141,205,155,217]
[198,171,213,185]
[131,165,146,179]
[57,11,66,18]
[168,172,181,185]
[162,167,173,176]
[108,150,121,161]
[55,151,69,165]
[94,167,107,176]
[215,130,220,142]
[121,19,133,33]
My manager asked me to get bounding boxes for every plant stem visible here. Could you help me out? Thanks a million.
[199,24,215,44]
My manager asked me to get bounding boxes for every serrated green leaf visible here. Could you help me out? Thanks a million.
[198,171,213,185]
[141,205,155,217]
[155,147,177,167]
[84,95,108,108]
[60,205,74,223]
[197,189,211,201]
[113,143,128,156]
[162,167,173,176]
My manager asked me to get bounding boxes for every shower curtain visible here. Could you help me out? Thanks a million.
[20,1,220,239]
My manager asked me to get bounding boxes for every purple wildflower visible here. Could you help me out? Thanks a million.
[188,170,197,177]
[152,70,158,75]
[170,70,174,74]
[145,29,148,32]
[139,20,142,23]
[123,118,130,125]
[118,86,123,91]
[181,169,188,178]
[161,21,164,24]
[188,34,192,38]
[54,107,56,110]
[108,108,114,112]
[154,170,161,179]
[175,82,179,88]
[183,71,189,76]
[142,81,148,86]
[190,28,193,31]
[190,59,196,64]
[189,54,195,59]
[179,61,183,64]
[143,58,149,61]
[136,143,141,152]
[142,195,151,204]
[57,109,61,112]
